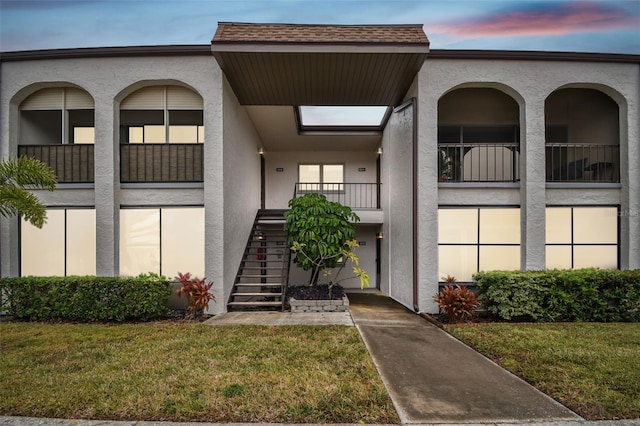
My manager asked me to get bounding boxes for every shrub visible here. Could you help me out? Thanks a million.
[0,273,171,322]
[434,276,479,323]
[175,272,215,318]
[475,269,640,322]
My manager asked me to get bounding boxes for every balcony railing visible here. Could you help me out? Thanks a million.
[546,144,619,183]
[18,144,94,183]
[294,183,381,209]
[438,143,520,182]
[120,143,203,183]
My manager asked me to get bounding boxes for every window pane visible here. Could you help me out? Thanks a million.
[546,245,572,269]
[66,209,96,275]
[546,208,572,244]
[322,165,344,183]
[438,209,478,244]
[169,126,198,143]
[479,246,521,272]
[479,208,520,244]
[119,209,160,276]
[573,207,617,244]
[129,127,143,144]
[144,125,165,143]
[299,165,320,182]
[73,127,95,144]
[574,246,618,269]
[161,208,205,279]
[198,126,204,143]
[439,245,477,282]
[299,106,387,126]
[21,210,65,276]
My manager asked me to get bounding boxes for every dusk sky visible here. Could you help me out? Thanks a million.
[1,0,639,54]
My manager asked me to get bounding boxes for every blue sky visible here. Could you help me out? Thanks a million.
[1,0,639,53]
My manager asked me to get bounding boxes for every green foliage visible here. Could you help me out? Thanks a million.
[285,193,360,285]
[175,272,215,318]
[434,276,479,323]
[0,156,57,228]
[475,269,640,322]
[0,273,172,322]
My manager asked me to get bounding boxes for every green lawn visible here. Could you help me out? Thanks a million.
[447,323,640,420]
[0,323,398,423]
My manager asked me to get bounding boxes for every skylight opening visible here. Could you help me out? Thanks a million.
[298,106,389,127]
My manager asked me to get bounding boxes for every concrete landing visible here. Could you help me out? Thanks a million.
[203,310,354,326]
[346,292,582,424]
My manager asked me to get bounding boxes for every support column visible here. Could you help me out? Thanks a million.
[417,68,440,313]
[93,95,118,276]
[521,96,546,270]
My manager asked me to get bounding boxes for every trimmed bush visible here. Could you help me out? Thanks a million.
[475,269,640,322]
[0,273,172,322]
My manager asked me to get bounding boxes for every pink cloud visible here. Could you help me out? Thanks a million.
[431,2,640,37]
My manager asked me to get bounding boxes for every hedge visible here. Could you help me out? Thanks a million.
[474,269,640,322]
[0,273,172,322]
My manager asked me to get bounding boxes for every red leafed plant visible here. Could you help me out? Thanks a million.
[433,275,479,323]
[176,272,215,319]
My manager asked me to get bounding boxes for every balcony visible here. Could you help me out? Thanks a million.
[18,144,94,183]
[546,144,619,183]
[294,183,381,209]
[438,143,520,183]
[120,144,203,183]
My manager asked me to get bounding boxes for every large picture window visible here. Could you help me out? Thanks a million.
[21,208,96,276]
[438,207,521,281]
[545,207,618,269]
[119,207,204,278]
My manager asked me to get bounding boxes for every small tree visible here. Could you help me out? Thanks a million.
[285,193,360,286]
[0,156,57,228]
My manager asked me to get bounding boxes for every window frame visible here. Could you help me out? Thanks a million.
[438,205,522,283]
[545,205,620,269]
[297,163,345,193]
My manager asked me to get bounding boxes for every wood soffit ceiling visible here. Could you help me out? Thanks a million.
[211,23,430,106]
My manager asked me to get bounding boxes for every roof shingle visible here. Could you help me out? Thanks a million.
[213,22,429,45]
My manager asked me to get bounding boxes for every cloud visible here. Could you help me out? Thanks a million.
[430,1,640,37]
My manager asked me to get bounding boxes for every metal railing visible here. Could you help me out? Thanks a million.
[294,182,381,209]
[18,144,94,183]
[120,143,203,183]
[546,144,619,183]
[438,143,520,182]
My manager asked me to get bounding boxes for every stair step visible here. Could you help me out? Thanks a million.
[234,283,283,287]
[237,274,282,278]
[231,292,282,297]
[228,301,282,306]
[240,266,283,270]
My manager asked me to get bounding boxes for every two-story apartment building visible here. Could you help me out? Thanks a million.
[1,23,638,314]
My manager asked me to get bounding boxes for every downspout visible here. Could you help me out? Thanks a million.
[411,97,419,313]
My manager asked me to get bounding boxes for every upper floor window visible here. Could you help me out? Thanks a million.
[298,163,344,191]
[19,87,95,145]
[120,86,203,144]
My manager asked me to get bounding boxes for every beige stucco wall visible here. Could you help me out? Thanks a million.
[416,57,640,313]
[264,150,378,209]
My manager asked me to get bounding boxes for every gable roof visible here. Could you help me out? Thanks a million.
[213,22,429,46]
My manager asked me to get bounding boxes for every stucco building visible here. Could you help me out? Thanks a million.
[1,23,638,314]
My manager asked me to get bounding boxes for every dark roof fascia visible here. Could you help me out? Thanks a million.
[429,49,640,64]
[0,45,212,63]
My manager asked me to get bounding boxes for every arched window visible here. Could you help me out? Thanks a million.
[120,85,203,144]
[20,87,94,145]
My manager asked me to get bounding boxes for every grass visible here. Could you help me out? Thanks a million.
[447,322,640,420]
[0,323,399,423]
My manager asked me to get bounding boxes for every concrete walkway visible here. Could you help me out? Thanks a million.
[346,292,582,424]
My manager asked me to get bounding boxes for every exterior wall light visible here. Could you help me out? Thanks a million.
[376,147,383,155]
[258,147,265,155]
[376,232,384,239]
